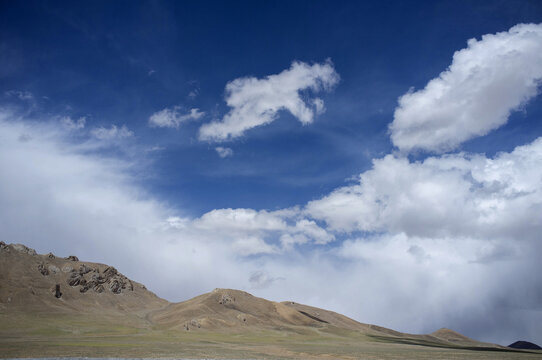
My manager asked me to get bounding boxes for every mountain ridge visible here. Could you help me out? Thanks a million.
[1,241,537,359]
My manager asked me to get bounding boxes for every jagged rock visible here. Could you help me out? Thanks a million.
[0,241,7,250]
[109,279,123,294]
[38,263,49,276]
[79,278,97,293]
[103,266,118,279]
[67,271,83,286]
[65,255,79,261]
[61,264,74,273]
[91,273,106,284]
[12,244,37,255]
[219,293,235,305]
[94,284,105,293]
[79,264,92,274]
[47,264,60,274]
[46,252,55,259]
[53,284,62,298]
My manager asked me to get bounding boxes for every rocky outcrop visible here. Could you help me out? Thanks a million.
[218,293,235,305]
[65,255,79,261]
[11,244,37,255]
[38,263,49,276]
[63,264,133,295]
[79,264,92,275]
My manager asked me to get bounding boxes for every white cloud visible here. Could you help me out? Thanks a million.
[91,124,133,140]
[60,116,86,130]
[149,107,204,128]
[306,137,542,241]
[215,146,233,158]
[390,23,542,153]
[198,60,339,141]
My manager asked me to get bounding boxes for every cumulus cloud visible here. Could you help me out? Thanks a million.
[91,124,133,140]
[215,146,233,158]
[198,60,339,141]
[307,138,542,240]
[189,208,334,254]
[390,23,542,153]
[149,107,204,128]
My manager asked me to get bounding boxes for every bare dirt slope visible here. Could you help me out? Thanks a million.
[0,241,168,317]
[1,241,538,359]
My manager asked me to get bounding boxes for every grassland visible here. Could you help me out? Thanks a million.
[1,312,541,359]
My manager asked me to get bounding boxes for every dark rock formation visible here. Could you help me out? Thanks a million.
[65,255,79,261]
[79,264,92,274]
[54,284,62,298]
[219,293,235,305]
[38,263,49,276]
[508,340,542,350]
[67,271,83,286]
[12,244,37,255]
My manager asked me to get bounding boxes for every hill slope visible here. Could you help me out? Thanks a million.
[1,242,538,359]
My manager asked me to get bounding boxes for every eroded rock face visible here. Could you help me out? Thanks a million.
[79,264,92,275]
[65,265,134,295]
[67,271,83,286]
[190,319,201,328]
[47,264,60,274]
[38,263,49,276]
[12,244,37,255]
[0,241,7,250]
[65,255,79,261]
[52,284,62,298]
[219,293,235,305]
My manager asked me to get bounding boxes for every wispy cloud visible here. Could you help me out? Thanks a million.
[91,124,133,140]
[198,60,339,142]
[60,116,86,130]
[215,146,233,158]
[390,23,542,153]
[4,90,33,100]
[149,107,204,129]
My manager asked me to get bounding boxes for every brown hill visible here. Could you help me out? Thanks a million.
[0,241,168,317]
[1,241,526,359]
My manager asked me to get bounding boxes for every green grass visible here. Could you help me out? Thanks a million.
[1,312,541,359]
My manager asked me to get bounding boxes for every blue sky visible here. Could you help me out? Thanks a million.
[2,0,542,346]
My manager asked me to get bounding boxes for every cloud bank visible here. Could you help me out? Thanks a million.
[199,61,339,141]
[2,108,542,345]
[390,23,542,153]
